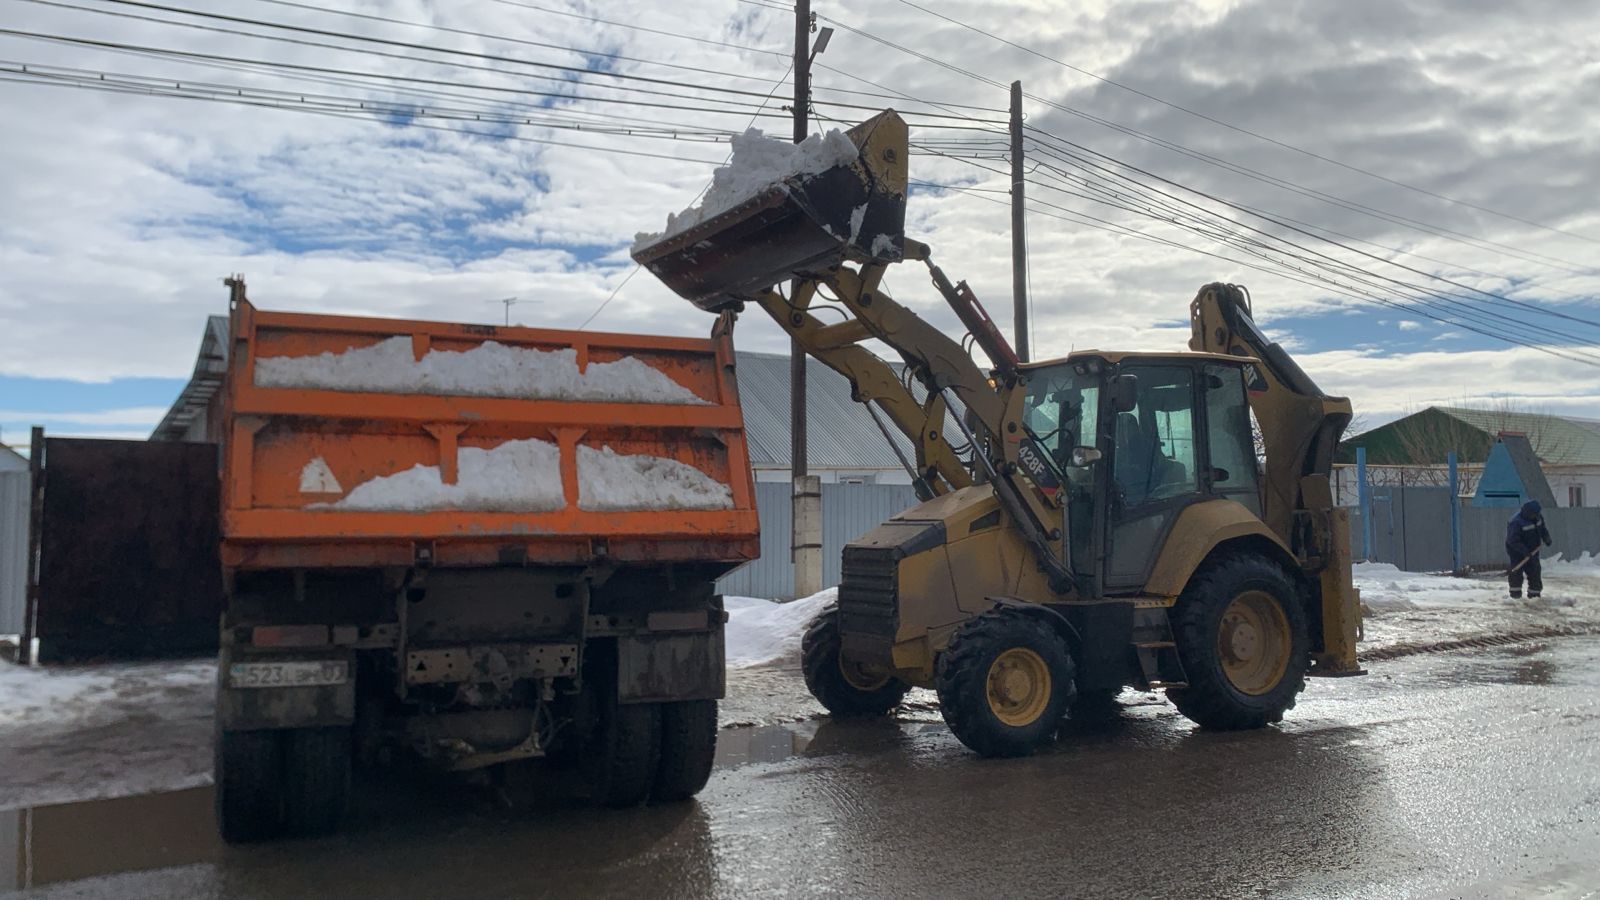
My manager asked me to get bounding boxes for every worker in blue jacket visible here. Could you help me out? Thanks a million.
[1505,500,1553,599]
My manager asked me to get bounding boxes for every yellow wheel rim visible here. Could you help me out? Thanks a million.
[985,647,1052,727]
[1218,590,1291,696]
[838,654,892,692]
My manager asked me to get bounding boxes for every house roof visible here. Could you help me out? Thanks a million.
[153,321,940,473]
[1340,405,1600,466]
[151,315,229,442]
[733,351,954,471]
[1433,406,1600,466]
[0,442,27,472]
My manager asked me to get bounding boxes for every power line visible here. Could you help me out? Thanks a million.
[890,0,1600,247]
[815,13,1600,276]
[481,0,788,57]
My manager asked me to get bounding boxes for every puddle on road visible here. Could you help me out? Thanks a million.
[1,787,220,891]
[3,718,917,893]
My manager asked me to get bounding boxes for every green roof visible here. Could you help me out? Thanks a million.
[1338,406,1600,466]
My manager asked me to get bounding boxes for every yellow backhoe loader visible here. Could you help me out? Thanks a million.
[633,110,1363,757]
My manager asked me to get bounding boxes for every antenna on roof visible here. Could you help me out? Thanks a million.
[487,296,538,326]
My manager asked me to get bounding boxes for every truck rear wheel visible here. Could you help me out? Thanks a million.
[651,700,718,802]
[935,610,1076,758]
[1167,555,1308,730]
[282,727,352,837]
[216,728,284,844]
[802,607,910,717]
[584,695,661,807]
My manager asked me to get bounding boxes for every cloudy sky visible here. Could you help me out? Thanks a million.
[2,0,1598,447]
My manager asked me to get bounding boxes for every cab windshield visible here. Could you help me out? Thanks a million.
[1021,363,1100,479]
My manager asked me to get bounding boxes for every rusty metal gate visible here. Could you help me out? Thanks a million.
[34,438,222,662]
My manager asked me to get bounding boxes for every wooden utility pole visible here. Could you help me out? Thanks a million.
[1010,80,1029,362]
[790,0,825,599]
[791,0,810,483]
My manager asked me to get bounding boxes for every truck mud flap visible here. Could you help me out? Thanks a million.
[616,632,725,703]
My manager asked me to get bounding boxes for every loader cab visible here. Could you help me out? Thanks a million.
[1021,352,1261,597]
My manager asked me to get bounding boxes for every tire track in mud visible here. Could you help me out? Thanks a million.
[1359,622,1600,663]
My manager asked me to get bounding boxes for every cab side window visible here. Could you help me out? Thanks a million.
[1113,366,1198,506]
[1203,364,1259,501]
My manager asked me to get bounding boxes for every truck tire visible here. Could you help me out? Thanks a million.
[935,610,1075,758]
[651,700,718,802]
[281,727,352,838]
[1167,554,1309,730]
[216,728,284,844]
[585,696,661,808]
[802,607,911,717]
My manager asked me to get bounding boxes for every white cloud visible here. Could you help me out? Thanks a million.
[0,0,1596,426]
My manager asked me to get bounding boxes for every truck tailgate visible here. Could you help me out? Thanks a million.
[220,299,758,570]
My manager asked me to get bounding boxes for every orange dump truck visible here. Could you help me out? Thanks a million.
[213,280,758,842]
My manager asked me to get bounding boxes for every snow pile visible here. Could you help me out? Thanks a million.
[1354,563,1510,615]
[577,445,733,511]
[319,440,731,512]
[255,337,707,404]
[634,128,860,248]
[724,588,838,668]
[326,438,564,512]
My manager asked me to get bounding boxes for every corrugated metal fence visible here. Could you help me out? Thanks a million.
[1349,490,1600,571]
[716,482,918,599]
[0,470,28,635]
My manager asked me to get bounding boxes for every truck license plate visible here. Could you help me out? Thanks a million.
[229,660,348,688]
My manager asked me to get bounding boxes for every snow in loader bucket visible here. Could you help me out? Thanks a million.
[630,109,910,312]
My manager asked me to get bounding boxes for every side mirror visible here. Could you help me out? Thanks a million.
[1070,446,1103,467]
[1108,374,1138,413]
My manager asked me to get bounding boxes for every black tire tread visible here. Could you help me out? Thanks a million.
[801,607,911,717]
[215,728,284,844]
[1165,554,1309,730]
[282,727,352,838]
[587,699,661,808]
[652,699,718,802]
[935,609,1075,758]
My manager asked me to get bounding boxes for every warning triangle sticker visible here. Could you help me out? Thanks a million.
[299,457,344,494]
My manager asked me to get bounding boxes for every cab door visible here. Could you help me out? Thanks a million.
[1103,365,1206,591]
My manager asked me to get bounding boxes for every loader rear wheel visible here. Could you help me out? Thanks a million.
[935,610,1075,758]
[1167,554,1308,730]
[215,728,284,844]
[281,727,352,838]
[802,607,910,717]
[651,700,718,802]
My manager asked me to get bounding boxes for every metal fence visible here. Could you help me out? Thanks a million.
[716,482,918,599]
[0,470,28,635]
[1350,488,1600,571]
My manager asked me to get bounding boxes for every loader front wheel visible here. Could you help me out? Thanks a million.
[935,610,1075,758]
[1167,554,1308,730]
[802,607,910,717]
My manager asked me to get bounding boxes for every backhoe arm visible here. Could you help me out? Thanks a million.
[1188,282,1352,545]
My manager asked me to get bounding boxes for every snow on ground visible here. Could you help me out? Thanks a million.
[633,128,859,248]
[254,336,707,404]
[724,588,837,668]
[320,439,731,512]
[576,445,733,511]
[0,659,214,810]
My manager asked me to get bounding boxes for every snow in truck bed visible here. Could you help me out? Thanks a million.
[633,127,859,249]
[316,437,733,512]
[254,336,707,404]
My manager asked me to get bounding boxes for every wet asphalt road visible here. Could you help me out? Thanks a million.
[9,637,1600,899]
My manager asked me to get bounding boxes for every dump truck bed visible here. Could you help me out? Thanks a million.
[219,298,758,570]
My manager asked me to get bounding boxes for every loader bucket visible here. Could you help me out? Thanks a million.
[631,109,910,312]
